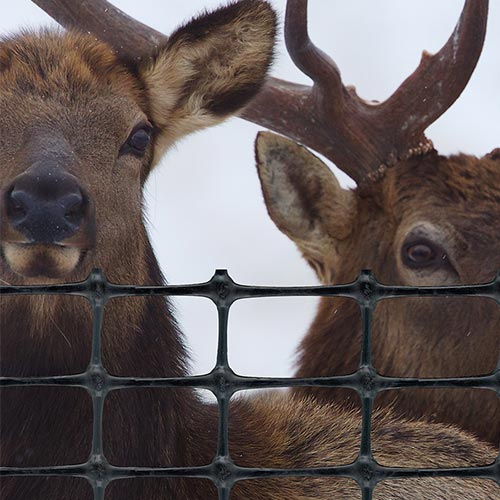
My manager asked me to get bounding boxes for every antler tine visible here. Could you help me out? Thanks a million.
[32,0,167,62]
[242,0,360,180]
[285,0,343,102]
[244,0,380,185]
[382,0,489,149]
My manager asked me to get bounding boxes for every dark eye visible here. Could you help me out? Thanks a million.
[407,243,435,263]
[120,125,152,156]
[402,239,447,269]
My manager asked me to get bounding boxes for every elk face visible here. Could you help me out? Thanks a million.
[0,32,142,283]
[0,1,276,286]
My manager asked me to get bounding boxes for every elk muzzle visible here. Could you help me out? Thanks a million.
[1,163,95,280]
[5,164,87,243]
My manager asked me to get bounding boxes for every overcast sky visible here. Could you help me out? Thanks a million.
[2,1,499,378]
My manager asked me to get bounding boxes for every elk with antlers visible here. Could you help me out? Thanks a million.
[0,1,499,499]
[251,0,500,446]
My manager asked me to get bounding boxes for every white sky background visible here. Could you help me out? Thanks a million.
[2,1,499,378]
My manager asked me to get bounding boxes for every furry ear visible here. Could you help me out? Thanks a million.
[255,132,355,259]
[141,0,276,158]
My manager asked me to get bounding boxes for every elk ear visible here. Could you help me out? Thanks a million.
[140,0,276,152]
[255,132,354,258]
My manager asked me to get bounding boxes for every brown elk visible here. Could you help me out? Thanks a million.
[249,0,500,447]
[0,1,498,499]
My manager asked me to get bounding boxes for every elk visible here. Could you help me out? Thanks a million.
[250,0,500,447]
[0,1,498,499]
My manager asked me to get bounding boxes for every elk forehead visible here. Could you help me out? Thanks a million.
[0,31,152,187]
[0,32,148,178]
[0,31,142,103]
[388,154,500,234]
[389,153,500,207]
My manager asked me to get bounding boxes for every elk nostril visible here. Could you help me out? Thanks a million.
[61,193,85,226]
[6,189,29,224]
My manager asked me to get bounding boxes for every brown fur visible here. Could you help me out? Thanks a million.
[0,6,498,500]
[256,132,500,447]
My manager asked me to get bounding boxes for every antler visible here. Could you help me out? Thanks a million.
[31,0,166,62]
[32,0,488,185]
[243,0,489,186]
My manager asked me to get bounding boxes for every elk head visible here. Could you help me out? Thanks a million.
[251,0,500,445]
[0,0,276,286]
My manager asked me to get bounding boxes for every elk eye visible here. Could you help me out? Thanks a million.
[407,243,435,263]
[120,125,152,156]
[402,239,446,269]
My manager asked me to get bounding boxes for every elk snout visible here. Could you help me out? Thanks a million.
[4,164,88,244]
[1,163,95,280]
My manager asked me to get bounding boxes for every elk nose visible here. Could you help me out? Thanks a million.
[5,167,87,244]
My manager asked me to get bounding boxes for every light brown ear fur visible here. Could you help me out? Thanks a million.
[141,0,276,162]
[256,132,355,282]
[255,131,354,244]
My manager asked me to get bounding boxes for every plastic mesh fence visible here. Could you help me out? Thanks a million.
[1,268,500,499]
